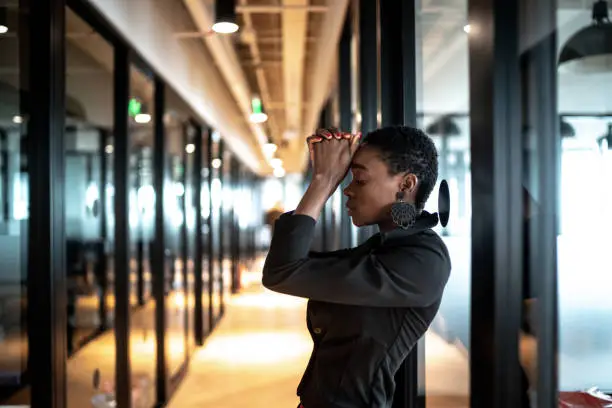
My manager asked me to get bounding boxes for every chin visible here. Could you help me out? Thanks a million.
[349,213,368,227]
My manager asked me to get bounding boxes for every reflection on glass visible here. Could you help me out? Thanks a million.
[417,0,470,406]
[129,64,156,408]
[63,7,117,408]
[164,103,188,378]
[0,2,29,404]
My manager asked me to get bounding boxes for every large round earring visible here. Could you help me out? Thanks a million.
[391,191,417,229]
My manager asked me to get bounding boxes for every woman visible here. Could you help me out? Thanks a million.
[262,125,452,408]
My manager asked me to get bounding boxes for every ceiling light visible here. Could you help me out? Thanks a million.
[212,158,222,169]
[185,143,196,154]
[212,21,239,34]
[0,25,7,35]
[12,115,23,124]
[270,158,283,168]
[273,167,285,178]
[105,145,114,154]
[425,115,461,136]
[134,113,151,124]
[263,143,278,157]
[558,0,612,74]
[463,24,471,33]
[249,96,268,124]
[213,0,239,34]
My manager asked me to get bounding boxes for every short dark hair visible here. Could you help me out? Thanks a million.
[362,125,439,210]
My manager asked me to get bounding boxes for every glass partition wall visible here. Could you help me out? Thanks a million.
[0,0,262,405]
[0,1,29,404]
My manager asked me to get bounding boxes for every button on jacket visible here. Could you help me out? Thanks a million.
[262,211,452,408]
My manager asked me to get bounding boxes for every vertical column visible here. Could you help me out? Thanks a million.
[153,77,168,403]
[357,0,379,244]
[113,43,132,408]
[98,129,109,329]
[206,128,214,331]
[193,124,204,344]
[379,1,421,407]
[520,0,559,405]
[27,0,67,405]
[230,158,240,294]
[338,12,353,250]
[468,0,524,406]
[218,141,225,316]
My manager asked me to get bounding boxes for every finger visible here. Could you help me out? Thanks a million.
[329,127,343,139]
[342,132,352,140]
[349,132,362,156]
[316,128,333,140]
[306,135,323,144]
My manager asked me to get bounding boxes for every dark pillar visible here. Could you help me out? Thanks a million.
[113,43,132,408]
[153,77,168,403]
[379,0,421,406]
[468,0,524,406]
[338,12,353,250]
[206,128,215,331]
[357,0,379,245]
[218,141,225,316]
[27,0,67,405]
[521,0,559,404]
[193,124,204,344]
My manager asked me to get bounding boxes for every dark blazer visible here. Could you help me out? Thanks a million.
[262,211,452,408]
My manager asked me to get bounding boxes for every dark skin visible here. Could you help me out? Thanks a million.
[296,128,419,233]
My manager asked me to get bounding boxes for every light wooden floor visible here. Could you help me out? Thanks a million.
[168,267,470,408]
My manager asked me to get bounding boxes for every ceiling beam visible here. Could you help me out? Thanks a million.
[300,0,350,168]
[238,0,281,145]
[237,5,327,13]
[182,0,272,171]
[282,0,309,144]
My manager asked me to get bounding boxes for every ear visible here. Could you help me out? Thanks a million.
[399,173,418,193]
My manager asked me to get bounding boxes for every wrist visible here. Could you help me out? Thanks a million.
[311,173,339,193]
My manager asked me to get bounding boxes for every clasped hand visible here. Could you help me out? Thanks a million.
[307,128,361,188]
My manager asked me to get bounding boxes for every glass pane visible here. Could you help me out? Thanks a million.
[417,0,471,406]
[163,91,189,378]
[210,133,222,322]
[64,8,117,407]
[129,64,156,407]
[555,1,612,397]
[201,140,211,334]
[184,125,196,355]
[0,2,30,403]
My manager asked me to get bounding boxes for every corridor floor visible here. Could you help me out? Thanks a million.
[168,268,469,408]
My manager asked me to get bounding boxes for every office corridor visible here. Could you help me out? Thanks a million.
[168,264,312,408]
[168,262,470,408]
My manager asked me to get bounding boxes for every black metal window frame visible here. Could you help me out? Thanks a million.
[334,0,560,407]
[23,0,258,406]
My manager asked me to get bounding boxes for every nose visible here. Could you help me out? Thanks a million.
[343,185,353,197]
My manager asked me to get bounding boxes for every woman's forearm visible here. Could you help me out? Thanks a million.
[294,175,337,221]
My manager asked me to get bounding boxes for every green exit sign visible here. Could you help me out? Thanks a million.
[128,98,142,117]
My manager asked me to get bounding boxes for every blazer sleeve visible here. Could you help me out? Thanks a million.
[262,212,451,308]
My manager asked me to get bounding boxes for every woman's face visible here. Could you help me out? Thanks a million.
[344,145,411,230]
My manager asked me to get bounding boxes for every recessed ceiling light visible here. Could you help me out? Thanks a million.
[212,22,239,34]
[185,143,196,154]
[134,113,151,124]
[273,167,285,178]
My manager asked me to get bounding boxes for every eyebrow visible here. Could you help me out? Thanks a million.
[350,162,368,170]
